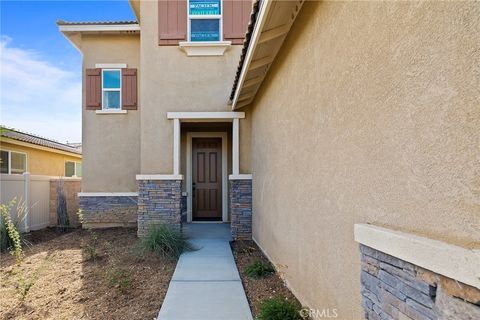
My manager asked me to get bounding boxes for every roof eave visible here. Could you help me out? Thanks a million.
[129,0,141,23]
[231,0,304,110]
[58,23,140,33]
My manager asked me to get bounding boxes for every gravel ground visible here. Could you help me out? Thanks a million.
[0,228,176,320]
[231,240,303,317]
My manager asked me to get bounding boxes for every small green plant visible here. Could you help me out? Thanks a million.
[256,296,302,320]
[106,266,133,293]
[76,209,85,225]
[0,200,23,262]
[245,260,275,279]
[85,232,99,261]
[17,275,35,300]
[139,224,194,259]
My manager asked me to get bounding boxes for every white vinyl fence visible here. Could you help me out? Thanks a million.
[1,173,52,232]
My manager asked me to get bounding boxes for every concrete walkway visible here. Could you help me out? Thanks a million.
[157,223,253,320]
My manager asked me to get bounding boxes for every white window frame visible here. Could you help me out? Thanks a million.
[0,149,28,175]
[64,160,82,178]
[187,0,223,42]
[101,69,122,110]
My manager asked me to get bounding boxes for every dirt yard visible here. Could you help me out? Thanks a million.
[0,228,176,320]
[231,240,302,317]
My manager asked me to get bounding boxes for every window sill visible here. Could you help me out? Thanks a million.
[95,109,127,115]
[178,41,232,56]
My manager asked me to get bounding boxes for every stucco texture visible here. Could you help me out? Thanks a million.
[248,1,480,318]
[139,0,250,175]
[0,141,81,176]
[80,34,140,192]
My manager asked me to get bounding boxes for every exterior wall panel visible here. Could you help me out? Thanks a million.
[140,0,250,175]
[81,34,140,192]
[248,1,480,317]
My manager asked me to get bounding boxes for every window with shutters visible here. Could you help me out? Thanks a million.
[102,69,121,110]
[188,0,222,42]
[86,66,137,111]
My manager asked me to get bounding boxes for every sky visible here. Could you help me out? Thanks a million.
[0,0,136,143]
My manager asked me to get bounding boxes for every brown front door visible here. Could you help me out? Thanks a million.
[192,138,222,221]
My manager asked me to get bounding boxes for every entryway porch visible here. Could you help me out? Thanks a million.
[136,112,253,240]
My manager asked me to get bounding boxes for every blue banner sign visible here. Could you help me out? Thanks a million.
[189,0,221,15]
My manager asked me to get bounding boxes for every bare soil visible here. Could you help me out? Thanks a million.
[0,228,176,320]
[231,240,302,317]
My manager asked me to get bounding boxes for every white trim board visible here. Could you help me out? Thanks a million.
[179,41,231,56]
[96,110,127,115]
[186,132,228,223]
[78,192,138,197]
[95,63,127,68]
[136,174,184,180]
[229,174,252,180]
[354,224,480,289]
[167,112,245,120]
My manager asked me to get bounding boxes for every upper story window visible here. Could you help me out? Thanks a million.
[65,161,82,177]
[0,150,27,175]
[188,0,222,42]
[102,69,121,109]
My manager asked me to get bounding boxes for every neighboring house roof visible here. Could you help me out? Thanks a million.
[67,143,82,153]
[1,127,82,155]
[230,0,305,110]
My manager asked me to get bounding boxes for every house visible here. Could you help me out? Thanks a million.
[1,127,82,177]
[58,1,480,319]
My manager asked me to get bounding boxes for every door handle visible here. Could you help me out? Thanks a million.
[192,183,196,197]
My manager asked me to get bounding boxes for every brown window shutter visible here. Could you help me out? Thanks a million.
[158,0,187,46]
[122,68,138,110]
[223,0,253,45]
[85,68,101,110]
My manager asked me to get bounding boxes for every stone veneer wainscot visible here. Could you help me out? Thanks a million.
[360,244,480,320]
[137,179,182,237]
[230,179,252,240]
[79,195,137,228]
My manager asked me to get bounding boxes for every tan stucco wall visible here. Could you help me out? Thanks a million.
[0,141,81,176]
[139,0,250,174]
[248,1,480,318]
[80,34,140,192]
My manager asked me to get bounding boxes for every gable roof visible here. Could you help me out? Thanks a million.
[230,0,304,109]
[1,127,82,155]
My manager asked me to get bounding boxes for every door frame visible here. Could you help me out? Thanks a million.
[186,132,228,223]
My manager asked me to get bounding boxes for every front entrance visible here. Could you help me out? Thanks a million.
[192,138,222,221]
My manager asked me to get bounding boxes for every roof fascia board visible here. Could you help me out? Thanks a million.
[58,24,140,33]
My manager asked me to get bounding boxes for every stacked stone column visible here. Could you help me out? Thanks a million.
[229,178,252,240]
[137,179,182,237]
